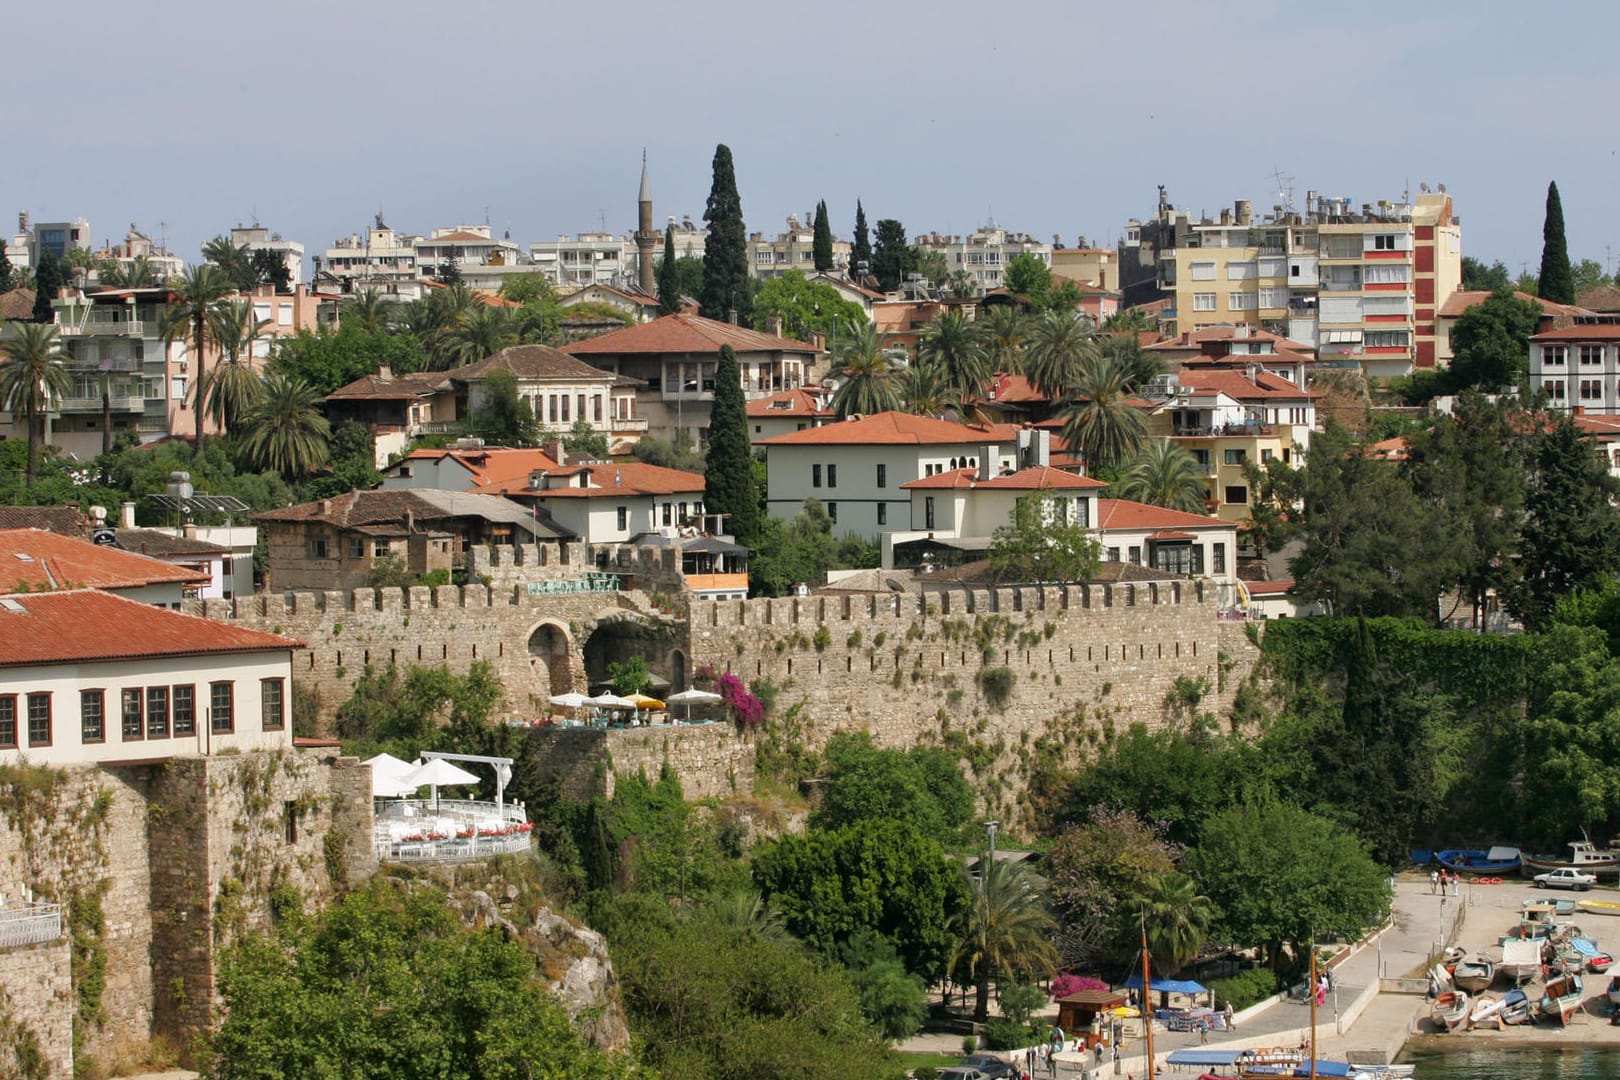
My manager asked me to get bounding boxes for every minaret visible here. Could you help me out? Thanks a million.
[634,150,657,295]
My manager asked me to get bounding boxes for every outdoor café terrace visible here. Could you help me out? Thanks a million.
[367,752,533,863]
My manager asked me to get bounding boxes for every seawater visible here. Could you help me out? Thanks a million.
[1405,1047,1620,1078]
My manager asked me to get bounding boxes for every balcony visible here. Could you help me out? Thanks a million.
[610,417,650,433]
[0,901,62,949]
[374,798,532,863]
[59,319,145,337]
[1172,422,1275,438]
[60,394,146,413]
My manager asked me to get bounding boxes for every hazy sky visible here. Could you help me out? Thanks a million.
[8,1,1619,279]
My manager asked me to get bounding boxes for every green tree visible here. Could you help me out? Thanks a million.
[207,878,624,1080]
[812,199,834,272]
[30,251,64,323]
[1446,287,1542,391]
[204,299,271,438]
[1573,257,1610,294]
[201,235,258,291]
[251,248,292,293]
[828,320,904,418]
[870,219,914,293]
[1100,333,1163,392]
[811,732,975,844]
[751,269,865,341]
[1513,413,1620,630]
[902,360,968,419]
[346,287,395,332]
[562,417,610,459]
[1055,351,1147,474]
[912,246,950,289]
[704,344,760,546]
[633,432,705,472]
[1461,257,1512,292]
[0,323,71,487]
[950,857,1058,1023]
[657,224,683,315]
[498,271,557,307]
[1024,309,1095,398]
[988,489,1101,584]
[0,242,12,292]
[269,322,426,396]
[852,200,871,275]
[442,305,519,368]
[1185,802,1388,977]
[238,372,331,477]
[160,264,233,448]
[307,419,382,499]
[916,308,989,403]
[469,367,540,447]
[1115,438,1209,512]
[1046,808,1181,969]
[980,306,1031,374]
[1128,872,1216,977]
[699,144,750,323]
[1240,455,1305,559]
[1004,253,1052,302]
[1539,180,1575,304]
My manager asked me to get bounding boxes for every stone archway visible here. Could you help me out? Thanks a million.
[527,621,574,696]
[580,614,680,695]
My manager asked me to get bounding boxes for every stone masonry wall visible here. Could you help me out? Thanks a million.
[0,938,73,1080]
[517,723,757,803]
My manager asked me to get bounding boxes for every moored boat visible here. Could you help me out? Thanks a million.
[1589,952,1615,974]
[1498,987,1533,1025]
[1499,940,1541,986]
[1538,970,1584,1025]
[1436,846,1521,875]
[1580,898,1620,917]
[1608,975,1620,1007]
[1521,840,1620,875]
[1431,989,1470,1032]
[1452,954,1494,992]
[1468,993,1501,1025]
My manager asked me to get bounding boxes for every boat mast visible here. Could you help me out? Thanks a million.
[1141,916,1154,1078]
[1308,943,1318,1080]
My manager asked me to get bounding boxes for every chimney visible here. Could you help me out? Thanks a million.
[405,509,415,534]
[727,309,739,325]
[767,315,784,337]
[377,364,392,381]
[978,445,997,482]
[120,500,137,529]
[545,437,566,466]
[320,499,332,515]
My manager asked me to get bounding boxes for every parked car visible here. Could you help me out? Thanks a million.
[1535,867,1598,890]
[937,1070,989,1080]
[951,1055,1015,1078]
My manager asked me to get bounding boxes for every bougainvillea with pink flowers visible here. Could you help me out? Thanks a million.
[1050,973,1109,1000]
[717,671,765,729]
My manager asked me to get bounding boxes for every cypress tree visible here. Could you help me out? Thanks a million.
[657,224,682,316]
[31,252,63,323]
[871,219,915,293]
[0,245,12,293]
[699,144,749,323]
[704,344,759,547]
[812,200,834,272]
[1538,180,1575,304]
[852,200,871,275]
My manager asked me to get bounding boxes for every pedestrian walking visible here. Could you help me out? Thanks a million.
[1429,869,1439,894]
[1451,873,1460,897]
[1223,1000,1235,1032]
[1199,1017,1209,1044]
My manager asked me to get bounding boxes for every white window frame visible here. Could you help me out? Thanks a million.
[1192,292,1217,312]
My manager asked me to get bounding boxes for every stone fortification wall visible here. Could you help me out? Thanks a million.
[0,938,73,1079]
[516,723,756,802]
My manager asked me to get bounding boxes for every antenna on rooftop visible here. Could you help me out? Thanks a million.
[1270,168,1295,215]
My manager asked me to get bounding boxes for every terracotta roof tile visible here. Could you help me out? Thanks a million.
[745,387,836,418]
[1440,289,1588,319]
[1175,370,1318,401]
[1145,325,1313,353]
[0,506,86,536]
[1245,579,1295,596]
[1531,322,1620,342]
[528,462,705,498]
[1094,499,1229,532]
[399,447,561,494]
[0,288,35,321]
[114,529,229,557]
[563,313,822,357]
[901,465,1106,491]
[326,370,446,401]
[0,529,208,593]
[758,411,1016,447]
[445,344,625,383]
[1576,285,1620,313]
[0,589,302,668]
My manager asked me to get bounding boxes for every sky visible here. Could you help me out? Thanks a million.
[7,0,1620,281]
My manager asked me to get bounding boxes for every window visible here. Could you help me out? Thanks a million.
[616,506,628,530]
[0,696,14,749]
[1192,292,1216,311]
[811,464,822,488]
[1224,485,1249,505]
[827,464,837,488]
[1151,544,1203,576]
[1581,345,1605,367]
[661,502,672,526]
[374,541,391,557]
[1223,449,1247,465]
[1581,379,1603,401]
[1544,380,1566,400]
[1372,234,1399,250]
[1363,263,1410,284]
[310,538,328,559]
[1190,261,1216,280]
[121,688,144,740]
[262,679,285,732]
[1074,497,1089,527]
[827,502,837,523]
[173,685,196,737]
[1228,292,1257,311]
[1258,287,1288,309]
[1261,448,1275,462]
[27,693,50,748]
[81,690,106,743]
[1364,330,1411,349]
[1226,261,1256,280]
[147,687,169,739]
[876,464,887,488]
[210,682,234,735]
[1128,546,1141,564]
[1213,543,1227,574]
[1543,346,1568,367]
[877,504,887,526]
[924,497,936,530]
[1106,547,1121,562]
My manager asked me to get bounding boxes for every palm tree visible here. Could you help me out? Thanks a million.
[160,265,233,448]
[1100,334,1164,393]
[828,319,904,418]
[1116,439,1211,513]
[951,857,1058,1023]
[980,306,1032,376]
[1128,872,1217,977]
[0,324,72,487]
[916,308,989,403]
[442,305,518,369]
[200,236,257,291]
[1056,352,1147,475]
[707,889,792,943]
[904,359,966,418]
[948,269,979,300]
[1102,306,1153,335]
[1025,309,1098,399]
[204,299,271,437]
[348,288,394,332]
[238,372,331,477]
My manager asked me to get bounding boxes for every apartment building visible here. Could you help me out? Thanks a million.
[914,227,1052,292]
[230,225,305,287]
[1146,190,1462,378]
[317,217,421,285]
[1050,243,1118,291]
[1529,317,1620,415]
[748,213,851,279]
[8,213,91,268]
[415,225,523,277]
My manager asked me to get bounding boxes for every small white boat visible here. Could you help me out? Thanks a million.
[1499,939,1542,986]
[1432,989,1470,1032]
[1499,987,1533,1025]
[1539,971,1584,1026]
[1452,955,1494,993]
[1468,993,1501,1026]
[1581,898,1620,917]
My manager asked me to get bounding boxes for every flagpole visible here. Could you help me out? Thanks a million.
[1141,915,1154,1078]
[1308,942,1318,1080]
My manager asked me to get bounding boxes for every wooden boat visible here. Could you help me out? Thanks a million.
[1589,952,1615,974]
[1522,839,1620,875]
[1498,987,1533,1025]
[1451,955,1495,992]
[1468,993,1501,1025]
[1538,970,1584,1025]
[1499,939,1542,986]
[1580,898,1620,917]
[1607,975,1620,1007]
[1436,846,1521,875]
[1431,989,1470,1032]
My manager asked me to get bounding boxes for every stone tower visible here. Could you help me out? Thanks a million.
[634,150,657,295]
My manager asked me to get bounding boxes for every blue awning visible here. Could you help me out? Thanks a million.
[1121,974,1208,994]
[1165,1050,1241,1067]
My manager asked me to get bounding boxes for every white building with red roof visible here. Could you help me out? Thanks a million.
[746,386,837,443]
[1529,317,1620,416]
[513,462,708,546]
[0,589,302,766]
[758,411,1027,538]
[0,528,209,607]
[381,445,562,495]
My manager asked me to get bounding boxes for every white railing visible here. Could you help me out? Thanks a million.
[0,902,62,949]
[373,798,531,863]
[379,832,533,863]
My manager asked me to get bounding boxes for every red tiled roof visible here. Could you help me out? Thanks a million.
[445,343,624,383]
[987,373,1048,405]
[0,589,302,668]
[528,462,705,498]
[0,528,208,593]
[562,313,821,357]
[1439,290,1587,319]
[746,387,836,418]
[1146,530,1196,541]
[0,288,35,321]
[900,465,1106,491]
[400,447,562,494]
[326,370,446,401]
[1175,370,1318,402]
[0,506,87,536]
[1094,499,1229,532]
[1531,322,1620,342]
[1245,579,1295,596]
[423,230,500,244]
[1365,436,1411,460]
[758,411,1015,447]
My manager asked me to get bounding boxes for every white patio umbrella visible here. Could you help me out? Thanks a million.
[401,757,480,810]
[590,693,637,710]
[548,691,592,709]
[362,753,418,798]
[666,688,722,721]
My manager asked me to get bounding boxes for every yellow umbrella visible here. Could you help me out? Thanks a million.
[627,693,665,709]
[1110,1006,1140,1018]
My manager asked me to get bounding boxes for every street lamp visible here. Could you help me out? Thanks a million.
[984,819,1000,860]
